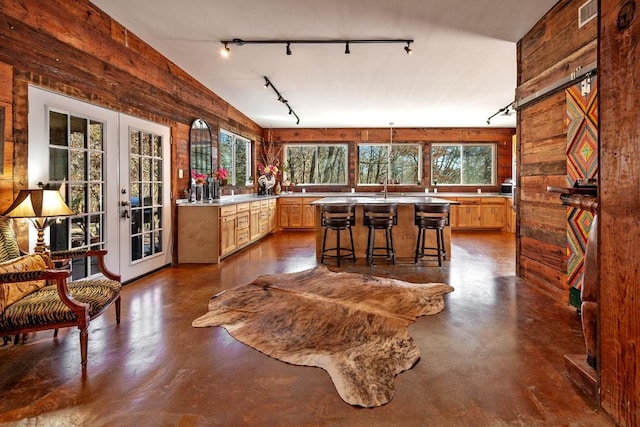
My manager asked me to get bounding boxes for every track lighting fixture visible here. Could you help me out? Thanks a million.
[486,101,515,125]
[220,38,414,56]
[263,76,300,125]
[220,42,230,58]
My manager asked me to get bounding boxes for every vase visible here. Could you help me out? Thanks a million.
[220,179,228,186]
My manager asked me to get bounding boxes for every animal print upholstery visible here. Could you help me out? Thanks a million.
[0,217,21,263]
[0,254,48,314]
[0,278,121,330]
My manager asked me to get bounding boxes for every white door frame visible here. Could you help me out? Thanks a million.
[27,85,172,281]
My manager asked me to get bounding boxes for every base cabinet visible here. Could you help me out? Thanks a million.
[178,197,277,264]
[219,205,237,256]
[280,197,319,229]
[447,196,509,230]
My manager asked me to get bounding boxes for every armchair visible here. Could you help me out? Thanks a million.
[0,217,121,372]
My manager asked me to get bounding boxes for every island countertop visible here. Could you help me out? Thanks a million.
[310,195,459,205]
[311,196,456,264]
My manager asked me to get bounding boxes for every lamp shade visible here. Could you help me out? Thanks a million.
[1,189,74,219]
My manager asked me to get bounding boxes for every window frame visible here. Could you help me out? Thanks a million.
[430,142,497,186]
[283,143,348,185]
[219,129,252,186]
[357,143,422,186]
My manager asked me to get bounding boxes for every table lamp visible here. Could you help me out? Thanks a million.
[1,189,75,254]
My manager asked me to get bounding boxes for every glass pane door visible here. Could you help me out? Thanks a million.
[119,116,171,282]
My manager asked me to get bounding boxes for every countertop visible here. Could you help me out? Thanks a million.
[176,191,510,207]
[309,195,458,205]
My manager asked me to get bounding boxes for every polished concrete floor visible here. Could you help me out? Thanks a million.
[0,231,613,426]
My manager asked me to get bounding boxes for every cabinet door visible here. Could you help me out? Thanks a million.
[280,204,302,228]
[302,204,317,228]
[250,209,261,240]
[268,201,277,232]
[220,215,237,255]
[481,204,506,228]
[456,205,482,228]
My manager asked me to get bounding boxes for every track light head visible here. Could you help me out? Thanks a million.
[220,42,230,58]
[404,42,412,55]
[345,42,350,54]
[286,42,292,56]
[264,76,270,89]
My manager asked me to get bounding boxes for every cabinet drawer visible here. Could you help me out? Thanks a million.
[236,202,250,213]
[279,197,302,205]
[302,197,320,205]
[456,197,482,205]
[220,205,237,216]
[237,227,250,245]
[236,212,250,229]
[250,201,261,211]
[481,197,506,205]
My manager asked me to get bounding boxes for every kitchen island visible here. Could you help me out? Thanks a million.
[311,196,458,264]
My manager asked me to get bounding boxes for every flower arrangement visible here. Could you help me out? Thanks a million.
[191,170,208,185]
[213,168,228,181]
[258,164,279,177]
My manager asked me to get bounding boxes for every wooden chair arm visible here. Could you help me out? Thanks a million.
[49,249,120,281]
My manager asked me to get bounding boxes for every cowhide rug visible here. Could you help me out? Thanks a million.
[192,266,453,407]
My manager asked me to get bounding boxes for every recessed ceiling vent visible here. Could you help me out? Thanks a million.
[578,0,598,28]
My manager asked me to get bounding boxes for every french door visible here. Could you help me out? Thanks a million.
[118,116,171,281]
[28,86,171,282]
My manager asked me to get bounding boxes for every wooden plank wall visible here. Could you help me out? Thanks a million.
[599,1,640,425]
[269,127,515,192]
[0,0,262,212]
[515,0,597,302]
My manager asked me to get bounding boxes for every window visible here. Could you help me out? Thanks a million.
[358,144,421,185]
[284,144,347,185]
[431,143,496,185]
[48,110,106,280]
[219,129,251,186]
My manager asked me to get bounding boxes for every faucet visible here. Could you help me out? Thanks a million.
[383,178,388,199]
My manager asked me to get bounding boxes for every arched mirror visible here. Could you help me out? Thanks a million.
[189,118,213,182]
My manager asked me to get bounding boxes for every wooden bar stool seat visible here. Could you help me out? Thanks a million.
[320,204,356,267]
[363,203,398,266]
[414,203,450,266]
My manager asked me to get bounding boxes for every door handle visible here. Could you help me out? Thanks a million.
[121,201,130,206]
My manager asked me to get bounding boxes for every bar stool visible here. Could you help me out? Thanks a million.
[320,204,356,267]
[414,203,450,266]
[363,203,398,266]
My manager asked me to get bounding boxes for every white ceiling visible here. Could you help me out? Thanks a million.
[90,0,558,129]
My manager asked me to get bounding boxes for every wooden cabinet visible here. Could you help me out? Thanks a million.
[446,196,508,230]
[219,205,237,256]
[177,205,220,263]
[250,201,261,240]
[302,198,318,228]
[178,197,279,263]
[236,203,251,246]
[279,197,319,229]
[453,198,482,229]
[268,199,277,232]
[279,198,303,228]
[480,198,506,229]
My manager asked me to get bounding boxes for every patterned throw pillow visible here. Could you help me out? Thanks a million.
[0,217,21,262]
[0,254,49,314]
